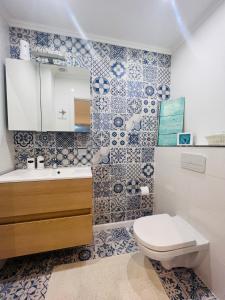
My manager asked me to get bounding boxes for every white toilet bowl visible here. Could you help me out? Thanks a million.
[133,214,209,270]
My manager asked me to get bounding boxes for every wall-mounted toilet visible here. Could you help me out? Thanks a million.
[133,214,209,270]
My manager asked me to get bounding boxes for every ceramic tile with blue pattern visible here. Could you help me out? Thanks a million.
[56,148,77,166]
[127,48,143,64]
[141,115,157,131]
[127,62,143,81]
[92,165,111,182]
[94,197,111,214]
[144,83,155,97]
[157,84,170,101]
[110,164,126,177]
[100,152,110,165]
[141,147,154,163]
[126,179,141,196]
[143,51,158,66]
[75,52,92,69]
[15,147,35,169]
[111,179,126,197]
[110,148,126,164]
[110,45,127,60]
[110,60,126,79]
[127,148,141,163]
[111,227,132,242]
[55,132,75,149]
[94,214,111,225]
[142,99,158,116]
[76,133,91,149]
[10,46,20,58]
[126,163,142,179]
[128,131,140,147]
[76,149,92,166]
[141,131,157,147]
[73,38,92,55]
[9,27,33,45]
[93,77,110,95]
[110,212,126,223]
[93,95,111,113]
[50,34,74,53]
[141,194,154,210]
[93,181,111,198]
[111,130,127,148]
[158,53,171,68]
[92,131,110,148]
[35,31,51,49]
[110,78,127,97]
[111,114,127,130]
[126,209,142,220]
[34,132,56,148]
[126,195,141,210]
[94,228,114,245]
[14,131,33,148]
[92,41,110,58]
[111,96,127,113]
[158,67,171,85]
[141,163,154,179]
[127,81,144,98]
[143,64,157,83]
[141,209,153,217]
[127,98,142,115]
[93,113,111,130]
[110,196,126,212]
[92,57,111,78]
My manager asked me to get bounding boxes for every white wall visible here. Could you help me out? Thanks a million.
[0,14,14,173]
[171,2,225,145]
[155,147,225,299]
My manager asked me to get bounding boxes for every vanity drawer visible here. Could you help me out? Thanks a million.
[0,214,93,259]
[0,178,92,220]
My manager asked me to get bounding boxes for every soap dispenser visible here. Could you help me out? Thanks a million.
[37,156,45,169]
[27,157,35,169]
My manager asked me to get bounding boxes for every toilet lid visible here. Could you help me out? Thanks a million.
[133,214,196,252]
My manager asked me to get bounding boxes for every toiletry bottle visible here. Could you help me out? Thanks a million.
[27,157,35,169]
[37,156,45,169]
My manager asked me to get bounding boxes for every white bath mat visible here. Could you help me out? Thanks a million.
[45,252,169,300]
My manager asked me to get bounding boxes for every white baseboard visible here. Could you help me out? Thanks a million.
[94,220,134,231]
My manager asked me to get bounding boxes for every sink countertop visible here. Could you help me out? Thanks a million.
[0,166,92,183]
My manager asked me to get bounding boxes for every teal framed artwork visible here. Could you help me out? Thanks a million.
[177,132,193,145]
[158,97,185,146]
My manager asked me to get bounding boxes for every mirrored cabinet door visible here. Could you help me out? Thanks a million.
[5,59,91,132]
[41,64,90,132]
[5,58,41,131]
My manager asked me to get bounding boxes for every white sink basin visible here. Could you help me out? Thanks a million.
[0,166,92,183]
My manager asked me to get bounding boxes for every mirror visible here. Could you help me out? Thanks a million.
[5,58,91,132]
[40,64,90,132]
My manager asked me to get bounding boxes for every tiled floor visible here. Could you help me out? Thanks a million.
[0,225,216,300]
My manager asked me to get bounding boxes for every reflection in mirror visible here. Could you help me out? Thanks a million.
[74,99,90,132]
[40,64,90,132]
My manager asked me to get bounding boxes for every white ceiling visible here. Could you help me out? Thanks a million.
[1,0,224,53]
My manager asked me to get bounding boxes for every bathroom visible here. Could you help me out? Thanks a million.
[0,0,225,299]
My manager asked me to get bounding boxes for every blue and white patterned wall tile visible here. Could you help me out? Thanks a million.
[10,27,171,224]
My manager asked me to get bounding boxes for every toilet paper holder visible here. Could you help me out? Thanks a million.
[140,186,149,196]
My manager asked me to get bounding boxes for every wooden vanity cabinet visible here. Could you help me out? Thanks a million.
[0,178,93,259]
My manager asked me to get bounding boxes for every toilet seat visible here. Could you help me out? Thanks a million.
[133,214,197,252]
[134,214,208,253]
